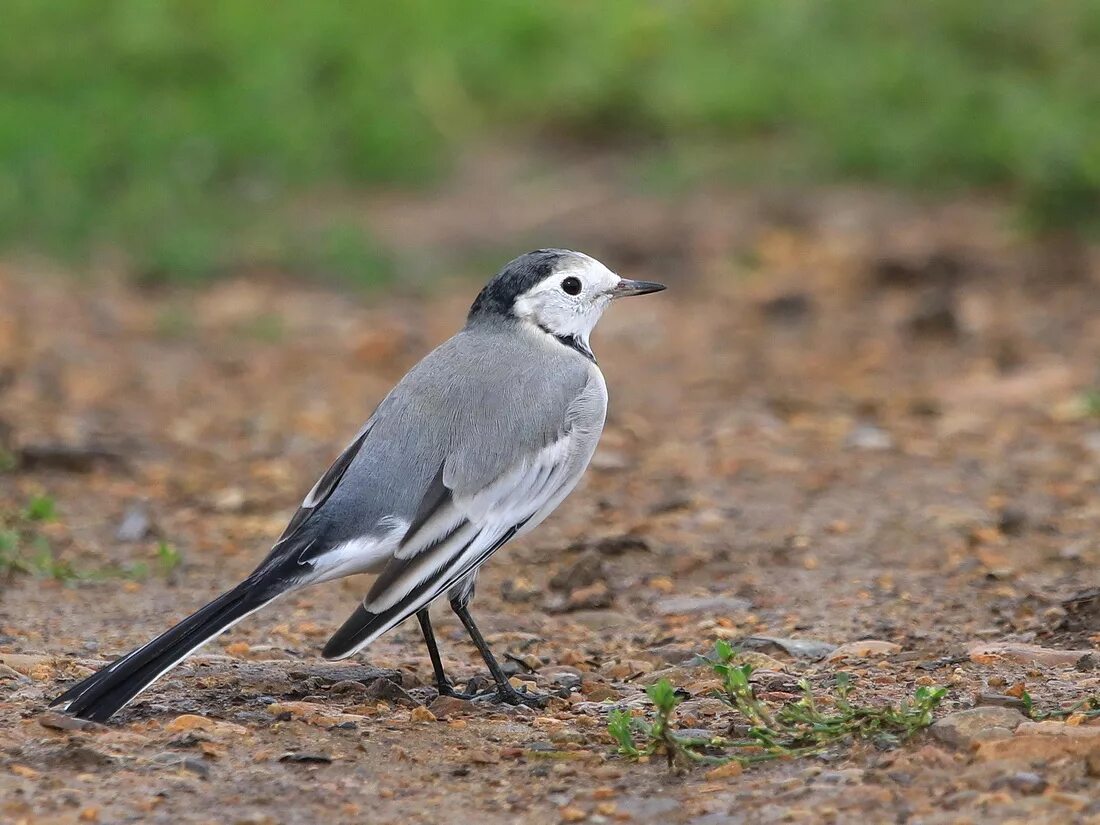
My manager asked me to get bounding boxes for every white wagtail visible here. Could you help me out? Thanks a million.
[52,249,665,722]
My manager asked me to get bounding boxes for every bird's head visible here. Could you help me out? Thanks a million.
[467,249,665,355]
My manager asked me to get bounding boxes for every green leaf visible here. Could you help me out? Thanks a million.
[646,679,679,713]
[607,709,639,757]
[25,495,57,522]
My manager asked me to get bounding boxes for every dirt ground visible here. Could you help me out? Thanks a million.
[2,158,1100,823]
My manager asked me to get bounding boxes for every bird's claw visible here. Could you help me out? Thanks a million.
[492,686,550,709]
[436,677,550,708]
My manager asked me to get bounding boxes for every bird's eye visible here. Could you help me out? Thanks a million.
[561,276,582,296]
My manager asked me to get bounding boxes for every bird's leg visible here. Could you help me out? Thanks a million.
[416,609,476,700]
[448,598,548,708]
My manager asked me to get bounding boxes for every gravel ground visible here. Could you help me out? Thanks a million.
[2,177,1100,823]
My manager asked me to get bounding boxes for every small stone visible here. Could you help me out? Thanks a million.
[560,806,587,823]
[741,636,836,661]
[428,696,470,718]
[760,292,813,323]
[968,642,1095,668]
[976,733,1100,762]
[997,507,1027,536]
[363,677,420,706]
[1014,720,1100,738]
[279,752,332,764]
[556,582,613,612]
[224,642,251,657]
[1000,771,1047,795]
[166,714,213,733]
[582,685,620,702]
[0,663,28,682]
[116,503,152,542]
[410,706,437,723]
[705,761,744,779]
[38,711,107,733]
[844,423,894,451]
[550,550,607,592]
[328,680,370,696]
[975,693,1028,711]
[931,707,1025,749]
[181,758,210,779]
[655,595,752,616]
[0,653,60,677]
[468,748,500,764]
[212,486,247,513]
[827,640,901,661]
[748,669,800,692]
[541,668,583,690]
[676,698,729,718]
[1086,750,1100,777]
[501,577,539,602]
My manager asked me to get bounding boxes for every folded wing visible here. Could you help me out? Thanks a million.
[323,358,608,660]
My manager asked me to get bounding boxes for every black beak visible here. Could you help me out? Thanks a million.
[612,278,667,298]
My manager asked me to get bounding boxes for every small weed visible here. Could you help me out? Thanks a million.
[1080,390,1100,418]
[155,305,197,340]
[155,541,183,576]
[1,496,182,584]
[237,313,285,343]
[24,494,57,522]
[609,680,725,769]
[1020,689,1100,722]
[609,639,947,772]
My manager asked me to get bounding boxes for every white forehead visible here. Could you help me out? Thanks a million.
[531,251,618,293]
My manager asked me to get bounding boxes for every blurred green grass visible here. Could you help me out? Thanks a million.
[2,0,1098,282]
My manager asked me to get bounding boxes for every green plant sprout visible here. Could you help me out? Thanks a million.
[609,639,947,772]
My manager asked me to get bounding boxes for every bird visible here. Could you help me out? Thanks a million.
[51,249,665,722]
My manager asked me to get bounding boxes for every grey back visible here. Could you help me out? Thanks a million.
[262,317,593,570]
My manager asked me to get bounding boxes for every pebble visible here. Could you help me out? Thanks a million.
[844,423,894,451]
[705,761,743,779]
[363,677,420,706]
[165,714,248,736]
[677,697,731,717]
[427,696,471,718]
[148,752,211,778]
[1015,720,1100,738]
[930,707,1025,748]
[278,752,332,765]
[654,594,752,616]
[550,550,607,592]
[615,797,680,819]
[552,582,613,612]
[742,636,836,661]
[968,642,1094,668]
[115,503,152,542]
[827,640,901,661]
[38,711,107,733]
[1005,771,1047,795]
[976,730,1100,762]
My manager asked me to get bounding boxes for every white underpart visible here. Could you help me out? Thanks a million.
[512,252,621,348]
[304,522,406,584]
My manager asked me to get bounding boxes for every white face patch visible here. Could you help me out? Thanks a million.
[511,252,621,348]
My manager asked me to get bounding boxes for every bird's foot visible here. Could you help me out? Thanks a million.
[491,684,550,709]
[439,675,551,708]
[434,681,479,701]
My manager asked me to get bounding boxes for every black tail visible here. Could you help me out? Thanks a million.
[51,583,276,722]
